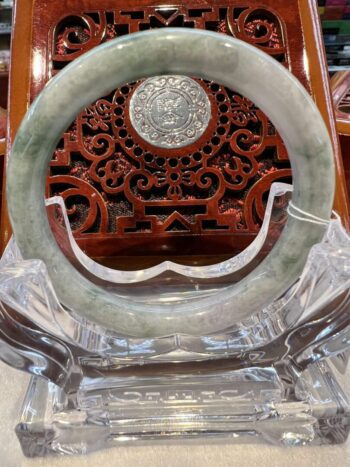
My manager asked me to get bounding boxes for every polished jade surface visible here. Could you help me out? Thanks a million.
[7,28,335,337]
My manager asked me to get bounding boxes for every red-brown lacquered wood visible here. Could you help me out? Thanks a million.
[0,107,6,139]
[0,0,348,268]
[300,0,350,224]
[331,71,350,136]
[0,0,33,253]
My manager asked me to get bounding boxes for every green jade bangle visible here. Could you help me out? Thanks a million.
[7,29,335,338]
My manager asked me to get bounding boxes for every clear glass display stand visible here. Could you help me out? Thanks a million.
[16,354,350,456]
[1,184,350,456]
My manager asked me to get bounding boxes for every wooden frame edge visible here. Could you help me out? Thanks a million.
[299,0,350,227]
[0,0,34,252]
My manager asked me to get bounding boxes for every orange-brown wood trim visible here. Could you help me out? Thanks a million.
[330,71,350,136]
[299,0,350,227]
[331,71,349,107]
[0,138,5,156]
[336,119,350,137]
[0,0,34,251]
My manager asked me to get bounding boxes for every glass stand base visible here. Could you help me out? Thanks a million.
[15,355,350,457]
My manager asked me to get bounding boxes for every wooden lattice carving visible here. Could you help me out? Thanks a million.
[41,4,295,258]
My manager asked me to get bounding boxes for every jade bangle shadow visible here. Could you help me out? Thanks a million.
[7,28,335,338]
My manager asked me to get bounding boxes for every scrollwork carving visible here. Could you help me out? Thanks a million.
[53,13,107,63]
[226,7,287,62]
[47,5,291,250]
[49,175,109,234]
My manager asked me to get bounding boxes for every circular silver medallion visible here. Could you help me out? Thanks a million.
[129,75,211,148]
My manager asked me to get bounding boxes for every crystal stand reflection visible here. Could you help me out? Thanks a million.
[0,184,350,455]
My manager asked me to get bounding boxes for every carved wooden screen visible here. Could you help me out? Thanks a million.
[9,0,343,261]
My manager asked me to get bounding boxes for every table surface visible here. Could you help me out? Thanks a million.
[0,362,349,467]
